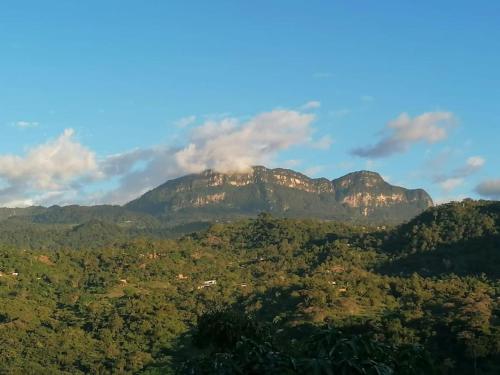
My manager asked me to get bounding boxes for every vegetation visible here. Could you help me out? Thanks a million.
[0,200,499,374]
[180,308,434,374]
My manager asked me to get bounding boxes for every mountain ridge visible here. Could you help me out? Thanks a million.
[125,166,433,224]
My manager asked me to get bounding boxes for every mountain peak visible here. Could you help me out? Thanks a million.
[337,170,385,181]
[333,170,386,189]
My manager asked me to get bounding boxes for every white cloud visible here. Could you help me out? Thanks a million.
[174,109,315,174]
[432,155,485,193]
[174,115,197,128]
[439,177,465,192]
[352,111,455,158]
[475,179,500,200]
[455,156,485,176]
[14,121,39,129]
[0,129,99,206]
[96,146,182,204]
[0,129,98,190]
[300,101,321,110]
[101,148,157,177]
[0,108,326,206]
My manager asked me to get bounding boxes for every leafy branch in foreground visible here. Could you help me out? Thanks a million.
[180,308,435,374]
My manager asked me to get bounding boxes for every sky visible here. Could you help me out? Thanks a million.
[1,0,499,207]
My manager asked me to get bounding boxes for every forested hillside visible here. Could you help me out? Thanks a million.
[0,200,499,374]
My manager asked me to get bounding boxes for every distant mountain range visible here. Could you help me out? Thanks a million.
[0,166,433,227]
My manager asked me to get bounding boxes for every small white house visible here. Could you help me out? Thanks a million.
[197,280,217,289]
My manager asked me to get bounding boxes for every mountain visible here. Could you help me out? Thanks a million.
[125,166,433,224]
[0,167,433,228]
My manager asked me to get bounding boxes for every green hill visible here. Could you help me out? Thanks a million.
[381,199,500,278]
[0,201,499,374]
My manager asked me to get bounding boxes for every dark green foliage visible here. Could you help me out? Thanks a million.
[388,199,499,253]
[182,309,435,374]
[382,200,500,278]
[192,308,266,351]
[0,200,499,374]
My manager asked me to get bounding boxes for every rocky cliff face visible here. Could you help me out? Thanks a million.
[125,166,433,224]
[331,171,433,216]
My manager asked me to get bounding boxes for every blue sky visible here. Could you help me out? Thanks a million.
[1,1,499,206]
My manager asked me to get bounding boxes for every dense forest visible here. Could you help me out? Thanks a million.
[0,200,499,374]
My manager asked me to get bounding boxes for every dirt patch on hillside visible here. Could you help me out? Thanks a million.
[37,255,54,266]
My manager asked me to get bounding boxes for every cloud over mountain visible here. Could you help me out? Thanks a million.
[0,109,320,206]
[175,110,315,174]
[103,109,317,203]
[434,156,486,192]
